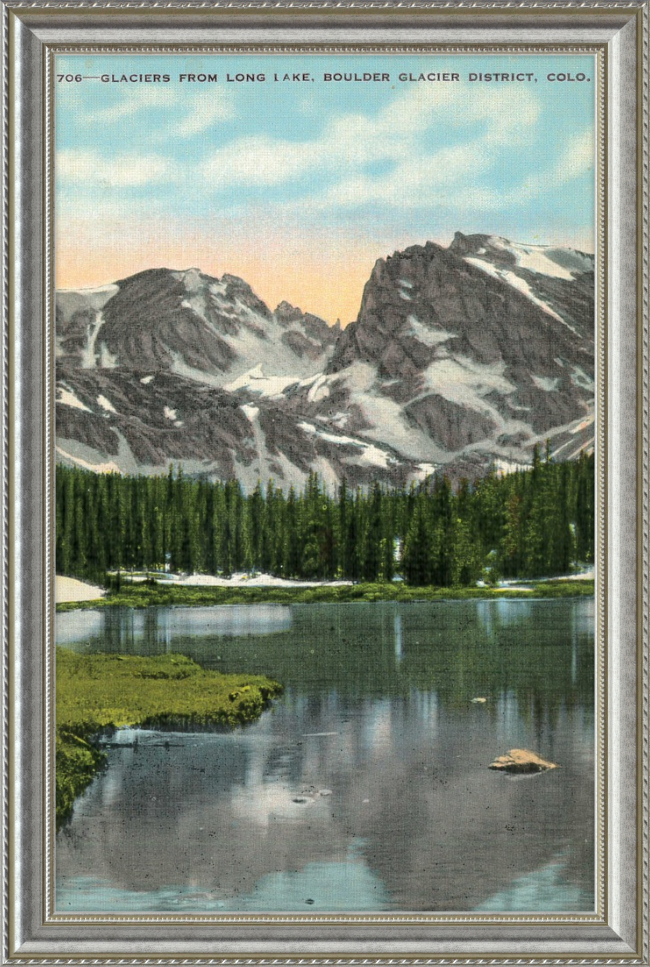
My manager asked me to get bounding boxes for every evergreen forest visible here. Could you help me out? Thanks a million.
[55,446,594,588]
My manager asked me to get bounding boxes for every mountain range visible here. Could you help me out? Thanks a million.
[56,232,595,490]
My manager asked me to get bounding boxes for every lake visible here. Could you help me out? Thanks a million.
[56,597,595,914]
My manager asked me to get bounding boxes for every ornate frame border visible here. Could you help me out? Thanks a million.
[1,3,647,961]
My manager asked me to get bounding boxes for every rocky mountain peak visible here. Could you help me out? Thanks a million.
[449,231,594,281]
[449,231,494,258]
[219,273,273,319]
[172,266,204,287]
[322,232,594,470]
[273,301,338,361]
[275,300,304,323]
[56,232,595,490]
[56,264,341,387]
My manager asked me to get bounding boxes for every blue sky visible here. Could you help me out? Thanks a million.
[55,53,596,323]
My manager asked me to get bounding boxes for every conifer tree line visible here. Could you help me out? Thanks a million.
[56,445,594,587]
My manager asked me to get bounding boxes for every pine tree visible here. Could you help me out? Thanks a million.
[382,498,395,583]
[54,449,594,587]
[362,482,382,581]
[283,486,300,578]
[337,478,350,577]
[431,476,453,586]
[402,499,432,586]
[501,489,525,577]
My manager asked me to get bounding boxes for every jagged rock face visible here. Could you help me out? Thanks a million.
[330,238,592,389]
[55,233,595,489]
[449,232,594,343]
[56,269,336,381]
[322,235,594,463]
[56,366,419,490]
[405,395,496,453]
[275,301,340,362]
[56,366,257,474]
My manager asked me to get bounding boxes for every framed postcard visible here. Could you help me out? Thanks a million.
[2,1,648,961]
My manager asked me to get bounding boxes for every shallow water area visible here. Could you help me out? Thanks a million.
[56,598,595,913]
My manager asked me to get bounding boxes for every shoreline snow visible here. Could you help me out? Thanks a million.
[55,569,593,603]
[155,572,354,590]
[55,576,106,604]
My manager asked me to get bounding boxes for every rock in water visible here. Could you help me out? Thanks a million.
[489,749,558,773]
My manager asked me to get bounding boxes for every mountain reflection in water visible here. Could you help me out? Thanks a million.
[56,598,595,913]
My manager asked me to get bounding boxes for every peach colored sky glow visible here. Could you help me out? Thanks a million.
[56,220,433,325]
[55,52,596,324]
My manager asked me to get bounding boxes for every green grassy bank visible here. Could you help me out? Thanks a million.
[56,648,282,830]
[56,578,595,613]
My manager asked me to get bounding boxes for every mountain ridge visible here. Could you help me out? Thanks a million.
[56,233,595,490]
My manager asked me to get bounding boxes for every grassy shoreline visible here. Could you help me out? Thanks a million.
[56,578,595,612]
[56,648,282,830]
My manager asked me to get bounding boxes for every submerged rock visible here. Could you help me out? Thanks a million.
[489,749,558,774]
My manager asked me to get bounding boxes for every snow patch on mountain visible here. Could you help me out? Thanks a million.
[57,283,119,310]
[241,404,260,423]
[357,443,394,469]
[416,462,437,479]
[297,419,400,470]
[57,386,91,412]
[422,356,515,411]
[306,374,331,403]
[225,364,300,397]
[97,394,117,414]
[571,365,594,391]
[407,316,454,347]
[487,237,592,281]
[56,444,122,475]
[532,375,560,392]
[464,257,569,327]
[499,271,569,327]
[80,312,106,368]
[329,363,449,462]
[327,412,351,430]
[98,344,118,368]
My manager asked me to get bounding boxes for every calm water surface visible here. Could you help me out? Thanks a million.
[56,598,595,913]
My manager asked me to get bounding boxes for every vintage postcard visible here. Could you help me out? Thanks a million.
[53,49,598,916]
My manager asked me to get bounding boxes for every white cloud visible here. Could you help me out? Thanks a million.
[521,128,594,196]
[200,135,313,186]
[71,86,234,137]
[554,129,595,183]
[319,172,512,214]
[92,86,176,123]
[57,148,174,188]
[56,78,589,231]
[198,82,541,203]
[176,93,234,136]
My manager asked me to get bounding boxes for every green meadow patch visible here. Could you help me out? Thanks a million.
[56,648,282,830]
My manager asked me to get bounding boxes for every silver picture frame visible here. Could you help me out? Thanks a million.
[1,2,648,961]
